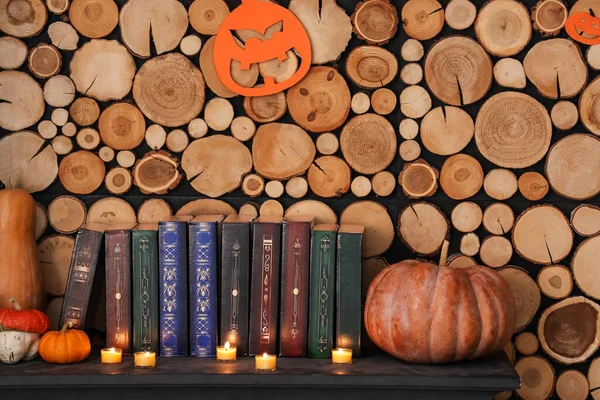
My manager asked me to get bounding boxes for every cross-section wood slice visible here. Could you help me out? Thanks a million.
[180,35,202,56]
[241,174,264,198]
[580,76,600,137]
[244,92,286,123]
[44,76,75,109]
[48,22,79,51]
[420,106,474,156]
[498,266,540,331]
[493,58,526,89]
[182,135,252,198]
[258,50,298,85]
[351,176,371,197]
[398,202,448,256]
[137,198,172,223]
[345,46,398,89]
[460,232,480,257]
[69,97,99,127]
[134,53,205,127]
[524,39,588,99]
[518,172,549,201]
[165,129,189,153]
[70,39,136,102]
[285,200,337,225]
[573,236,600,300]
[371,171,395,197]
[588,45,600,70]
[424,36,492,106]
[351,0,398,45]
[87,197,136,225]
[52,136,73,156]
[132,151,181,195]
[34,203,47,241]
[316,132,339,156]
[551,101,579,131]
[189,0,228,35]
[58,150,105,194]
[288,66,351,133]
[177,199,236,217]
[515,333,539,357]
[341,200,394,258]
[447,253,476,269]
[105,167,132,195]
[480,236,513,268]
[546,134,600,200]
[589,358,600,400]
[539,296,600,364]
[61,123,76,138]
[398,159,438,199]
[145,125,166,151]
[0,71,44,131]
[0,131,57,192]
[307,155,351,198]
[266,181,285,200]
[46,0,69,15]
[286,176,309,199]
[76,128,100,150]
[445,0,476,30]
[51,109,68,127]
[29,43,62,79]
[532,0,567,36]
[188,118,208,139]
[230,116,256,142]
[484,169,518,201]
[371,88,396,115]
[400,39,424,62]
[400,63,423,85]
[399,118,419,140]
[401,0,444,41]
[570,0,600,17]
[69,0,118,38]
[252,123,315,180]
[475,0,532,57]
[351,92,370,114]
[239,202,258,218]
[48,195,86,234]
[537,264,573,300]
[260,200,284,217]
[451,201,482,233]
[399,140,421,162]
[515,356,555,400]
[571,205,600,237]
[556,370,588,400]
[0,36,27,69]
[505,342,516,365]
[290,0,352,64]
[400,85,431,119]
[119,0,188,58]
[98,102,145,150]
[204,97,234,132]
[0,0,47,37]
[513,205,573,265]
[483,203,515,236]
[38,121,58,139]
[116,151,135,168]
[340,113,396,175]
[38,235,75,297]
[475,92,552,169]
[439,153,483,200]
[199,35,258,99]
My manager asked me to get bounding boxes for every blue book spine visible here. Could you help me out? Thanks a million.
[189,222,219,357]
[158,221,188,356]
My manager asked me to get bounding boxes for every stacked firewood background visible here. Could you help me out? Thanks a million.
[0,0,599,398]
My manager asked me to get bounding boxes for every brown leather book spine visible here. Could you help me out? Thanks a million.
[105,229,132,354]
[279,220,311,357]
[249,221,282,356]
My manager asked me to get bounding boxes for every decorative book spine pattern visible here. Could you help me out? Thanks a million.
[336,230,363,357]
[158,221,188,356]
[308,230,336,358]
[279,221,310,357]
[132,230,159,353]
[105,230,132,353]
[60,228,104,330]
[220,223,251,356]
[249,222,281,355]
[189,222,218,357]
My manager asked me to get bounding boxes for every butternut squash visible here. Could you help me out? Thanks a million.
[0,189,45,310]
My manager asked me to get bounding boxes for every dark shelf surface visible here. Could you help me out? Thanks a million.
[0,351,519,391]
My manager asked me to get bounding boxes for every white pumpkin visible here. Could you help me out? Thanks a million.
[0,331,40,364]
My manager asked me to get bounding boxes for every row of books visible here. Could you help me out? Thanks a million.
[58,215,364,358]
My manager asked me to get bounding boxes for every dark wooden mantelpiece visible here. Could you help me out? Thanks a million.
[0,352,518,400]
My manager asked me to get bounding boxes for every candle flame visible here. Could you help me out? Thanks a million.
[224,341,230,350]
[263,353,268,358]
[109,348,116,352]
[145,352,151,356]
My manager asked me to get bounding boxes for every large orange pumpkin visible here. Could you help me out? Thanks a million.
[364,242,516,364]
[38,323,91,364]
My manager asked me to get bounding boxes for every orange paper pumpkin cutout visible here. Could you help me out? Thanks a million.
[566,12,600,45]
[214,0,312,97]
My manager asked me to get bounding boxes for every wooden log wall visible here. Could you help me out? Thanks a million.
[0,0,599,398]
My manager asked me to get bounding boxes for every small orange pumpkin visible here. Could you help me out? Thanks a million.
[38,323,91,364]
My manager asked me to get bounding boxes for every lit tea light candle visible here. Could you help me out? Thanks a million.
[255,353,277,371]
[332,348,352,365]
[100,348,122,365]
[217,341,237,362]
[134,351,156,369]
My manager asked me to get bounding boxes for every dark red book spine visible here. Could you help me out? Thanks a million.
[105,229,132,354]
[278,220,311,357]
[249,220,282,356]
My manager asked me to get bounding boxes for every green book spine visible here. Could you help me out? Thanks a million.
[336,227,364,357]
[308,226,337,358]
[132,229,159,353]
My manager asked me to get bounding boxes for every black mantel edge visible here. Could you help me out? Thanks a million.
[0,353,520,392]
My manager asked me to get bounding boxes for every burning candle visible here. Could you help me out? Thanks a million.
[332,348,352,365]
[255,353,277,371]
[134,351,156,369]
[100,348,122,365]
[217,341,237,362]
